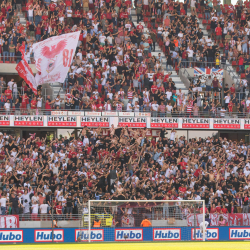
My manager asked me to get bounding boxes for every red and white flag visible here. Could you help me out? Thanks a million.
[15,43,37,94]
[32,31,80,85]
[16,60,37,94]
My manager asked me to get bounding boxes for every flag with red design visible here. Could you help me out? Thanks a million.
[16,60,37,95]
[32,31,80,85]
[15,43,37,94]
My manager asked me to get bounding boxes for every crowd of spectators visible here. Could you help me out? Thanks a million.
[0,0,249,117]
[0,128,250,220]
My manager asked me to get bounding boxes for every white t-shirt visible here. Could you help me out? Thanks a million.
[67,9,72,17]
[40,204,48,214]
[216,189,224,197]
[200,221,209,233]
[32,204,39,214]
[99,35,106,43]
[0,197,7,207]
[28,9,33,17]
[220,108,226,117]
[225,96,230,104]
[170,131,175,141]
[151,103,159,111]
[187,49,194,57]
[8,81,14,90]
[4,103,10,111]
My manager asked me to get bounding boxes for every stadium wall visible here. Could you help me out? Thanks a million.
[0,227,250,243]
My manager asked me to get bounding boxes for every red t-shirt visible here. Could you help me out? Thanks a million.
[180,9,186,15]
[56,205,62,214]
[22,95,29,104]
[151,85,157,93]
[5,89,12,99]
[221,208,228,213]
[31,100,37,109]
[65,0,72,6]
[215,27,222,36]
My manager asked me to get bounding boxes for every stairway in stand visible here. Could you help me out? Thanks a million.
[131,9,188,95]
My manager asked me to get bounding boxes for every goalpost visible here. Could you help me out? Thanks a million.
[77,200,206,242]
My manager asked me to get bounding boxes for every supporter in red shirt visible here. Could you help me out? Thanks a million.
[215,24,222,43]
[151,82,158,93]
[56,202,63,217]
[180,7,186,15]
[221,204,228,214]
[210,204,217,213]
[21,93,27,111]
[30,97,37,114]
[4,86,12,107]
[230,83,236,95]
[178,184,187,193]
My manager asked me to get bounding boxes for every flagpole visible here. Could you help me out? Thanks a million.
[221,71,225,107]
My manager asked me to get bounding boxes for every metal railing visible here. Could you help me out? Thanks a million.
[18,213,82,221]
[0,108,248,118]
[0,55,34,63]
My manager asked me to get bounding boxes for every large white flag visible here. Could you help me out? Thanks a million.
[32,31,80,85]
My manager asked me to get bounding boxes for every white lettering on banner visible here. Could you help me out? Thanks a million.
[0,230,23,242]
[0,116,10,126]
[81,117,110,127]
[35,229,64,242]
[75,229,104,242]
[151,118,178,128]
[153,229,181,241]
[229,228,250,240]
[191,228,219,240]
[0,215,19,228]
[213,119,240,129]
[115,229,143,241]
[85,112,102,116]
[51,111,67,115]
[119,112,135,117]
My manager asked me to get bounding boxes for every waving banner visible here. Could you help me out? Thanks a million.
[16,60,37,94]
[32,31,80,85]
[15,44,37,94]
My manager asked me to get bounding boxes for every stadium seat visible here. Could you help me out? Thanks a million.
[241,73,246,79]
[198,14,203,19]
[232,61,237,66]
[202,20,207,24]
[206,25,210,30]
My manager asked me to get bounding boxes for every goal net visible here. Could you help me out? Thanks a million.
[77,200,206,242]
